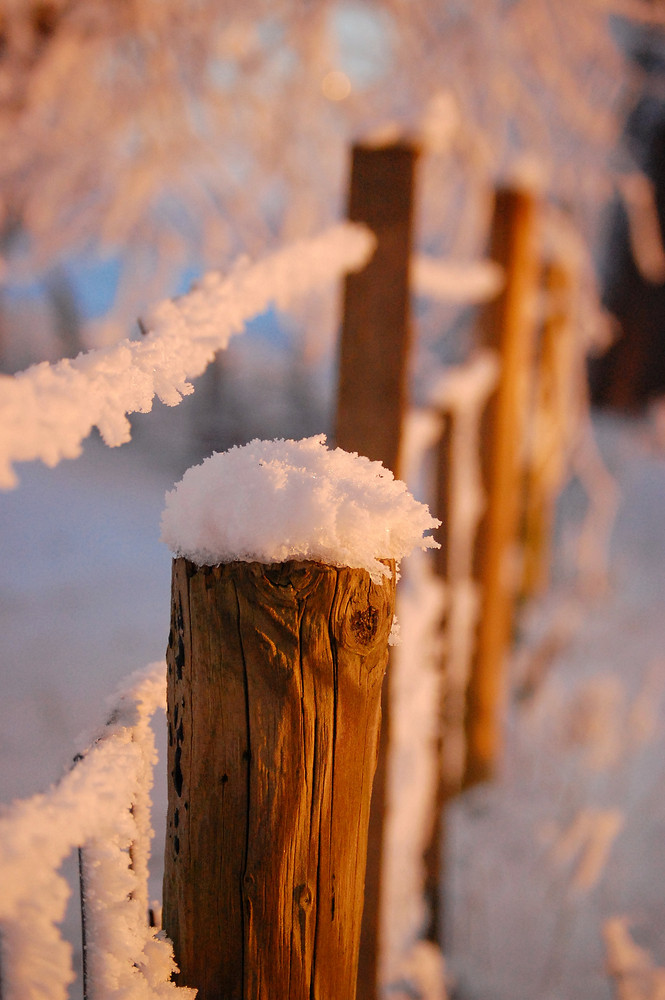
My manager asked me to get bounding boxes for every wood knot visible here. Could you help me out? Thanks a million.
[333,565,396,655]
[295,884,313,910]
[350,606,379,644]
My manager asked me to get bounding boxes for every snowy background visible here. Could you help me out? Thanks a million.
[3,3,665,998]
[447,411,665,999]
[2,379,665,1000]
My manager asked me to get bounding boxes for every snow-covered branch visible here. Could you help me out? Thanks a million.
[0,0,635,316]
[0,222,375,489]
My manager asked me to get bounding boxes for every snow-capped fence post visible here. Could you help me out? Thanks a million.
[164,557,395,1000]
[334,138,418,1000]
[464,187,541,788]
[161,438,438,1000]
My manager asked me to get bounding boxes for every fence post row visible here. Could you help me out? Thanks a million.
[334,139,418,1000]
[337,155,546,981]
[163,557,396,1000]
[161,164,558,1000]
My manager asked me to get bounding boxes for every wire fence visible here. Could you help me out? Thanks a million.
[0,662,194,1000]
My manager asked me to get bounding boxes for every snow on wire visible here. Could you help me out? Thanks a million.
[0,662,193,1000]
[0,223,376,489]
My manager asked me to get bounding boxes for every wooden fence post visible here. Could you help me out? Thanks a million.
[422,351,499,946]
[521,259,575,598]
[335,140,417,473]
[334,139,418,1000]
[422,411,453,946]
[463,188,540,788]
[163,556,396,1000]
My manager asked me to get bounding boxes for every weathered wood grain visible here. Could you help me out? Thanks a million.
[163,557,396,1000]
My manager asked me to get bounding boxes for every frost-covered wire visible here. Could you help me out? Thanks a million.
[0,662,192,1000]
[0,222,375,489]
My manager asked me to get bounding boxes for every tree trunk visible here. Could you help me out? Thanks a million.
[163,556,396,1000]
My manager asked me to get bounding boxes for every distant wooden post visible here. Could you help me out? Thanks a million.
[464,188,540,788]
[521,260,574,598]
[163,556,396,1000]
[335,140,417,473]
[334,139,418,1000]
[422,351,499,945]
[422,411,453,945]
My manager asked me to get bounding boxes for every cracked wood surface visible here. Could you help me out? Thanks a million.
[163,557,396,1000]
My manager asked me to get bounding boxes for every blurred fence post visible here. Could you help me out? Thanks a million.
[422,410,453,945]
[163,556,396,1000]
[335,139,417,474]
[334,138,418,1000]
[521,259,575,598]
[463,188,541,788]
[422,350,500,947]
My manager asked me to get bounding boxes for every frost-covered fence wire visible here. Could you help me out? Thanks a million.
[0,222,376,489]
[0,662,193,1000]
[0,219,504,492]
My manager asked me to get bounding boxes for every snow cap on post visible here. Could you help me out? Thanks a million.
[161,434,439,581]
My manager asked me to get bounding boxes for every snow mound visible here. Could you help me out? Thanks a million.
[161,435,440,580]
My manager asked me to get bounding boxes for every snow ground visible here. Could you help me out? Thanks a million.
[1,410,664,999]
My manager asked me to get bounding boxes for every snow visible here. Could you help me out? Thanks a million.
[160,434,440,581]
[616,172,665,284]
[0,223,376,490]
[412,257,504,304]
[604,918,665,1000]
